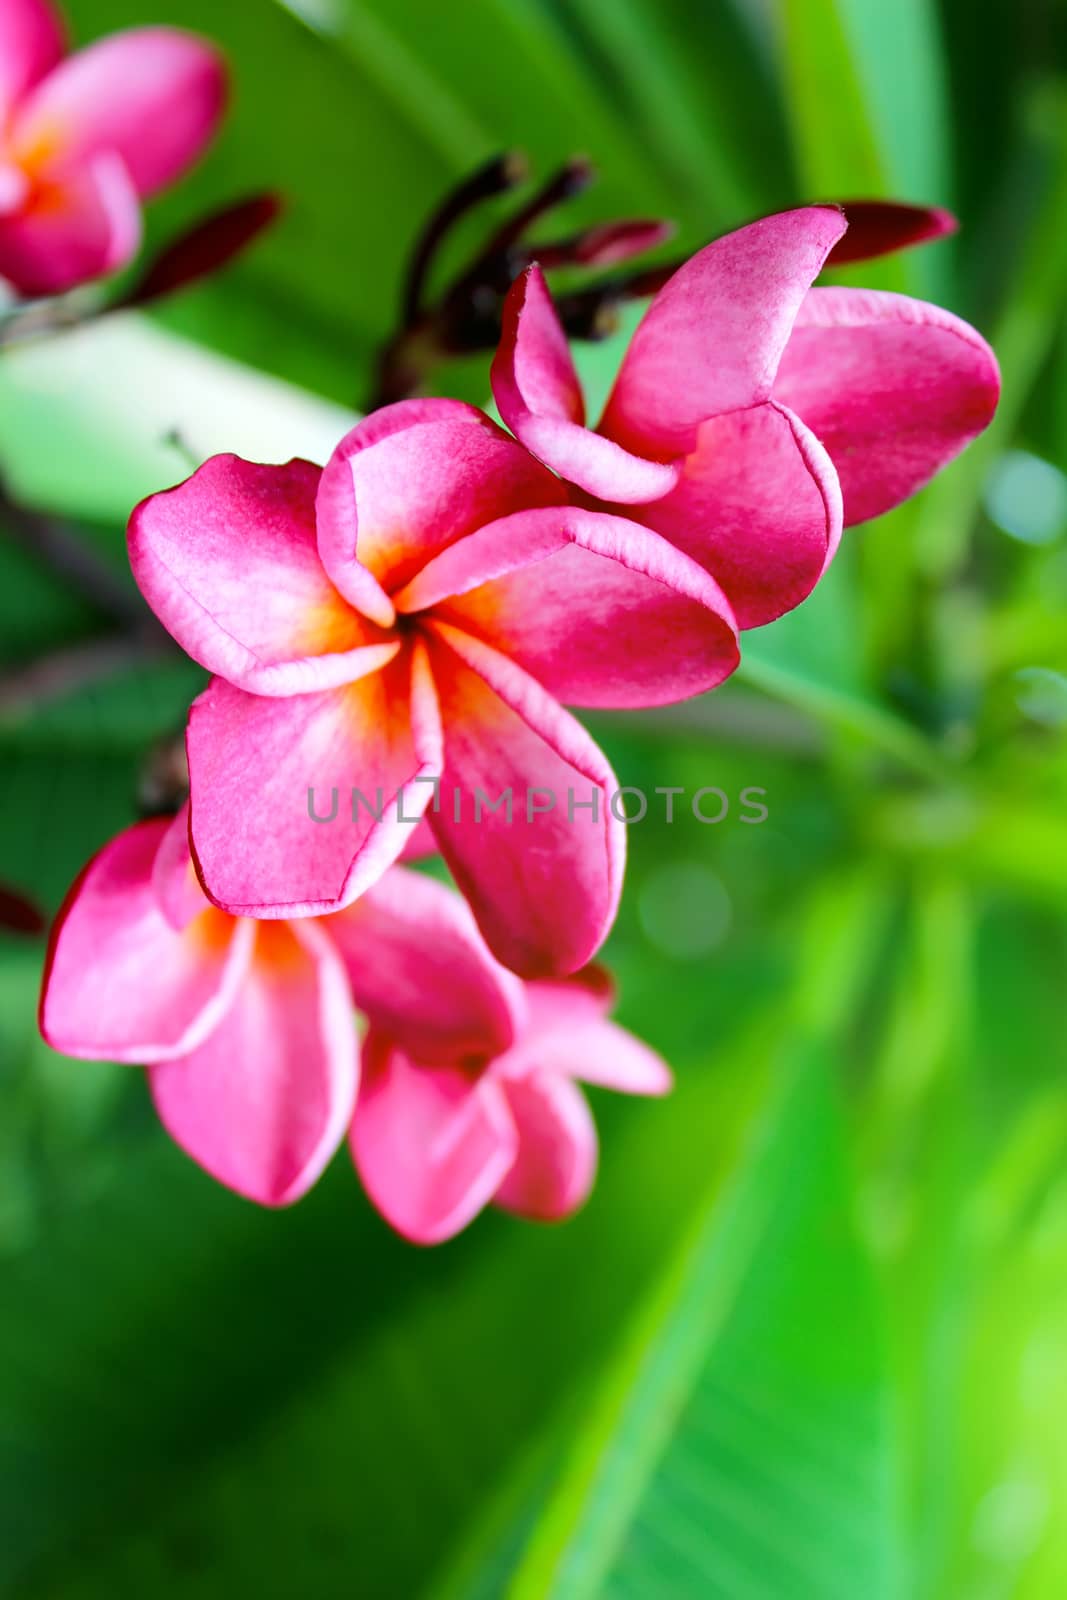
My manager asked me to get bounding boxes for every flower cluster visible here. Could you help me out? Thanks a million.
[41,807,667,1241]
[36,131,999,1236]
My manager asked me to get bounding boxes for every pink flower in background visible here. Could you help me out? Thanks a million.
[129,399,739,978]
[354,960,671,1246]
[493,205,1000,629]
[40,813,669,1236]
[0,0,225,296]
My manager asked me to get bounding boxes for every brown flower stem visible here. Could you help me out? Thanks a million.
[0,472,165,635]
[402,151,529,324]
[0,633,174,723]
[0,475,176,725]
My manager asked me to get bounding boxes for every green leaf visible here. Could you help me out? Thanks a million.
[0,313,354,523]
[778,0,950,297]
[0,938,790,1597]
[779,0,888,198]
[910,86,1067,579]
[737,650,948,780]
[1015,668,1067,728]
[0,941,129,1254]
[0,745,145,913]
[537,0,794,222]
[487,1046,901,1600]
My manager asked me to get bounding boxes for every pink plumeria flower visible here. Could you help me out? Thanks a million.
[39,810,669,1236]
[354,961,671,1246]
[493,204,1001,630]
[128,399,740,978]
[38,806,526,1206]
[40,807,357,1206]
[0,0,225,297]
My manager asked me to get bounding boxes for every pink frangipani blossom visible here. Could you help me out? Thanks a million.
[353,961,671,1246]
[0,0,225,297]
[492,205,1000,630]
[40,808,358,1207]
[129,399,740,978]
[39,811,669,1237]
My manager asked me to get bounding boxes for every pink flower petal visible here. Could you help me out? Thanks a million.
[0,150,140,296]
[0,162,31,213]
[774,286,1001,525]
[399,816,437,861]
[493,1073,598,1221]
[496,969,671,1096]
[495,266,585,426]
[40,819,253,1063]
[492,266,681,503]
[632,400,843,629]
[504,1012,672,1097]
[324,865,525,1067]
[316,397,564,603]
[187,643,443,919]
[351,1036,518,1245]
[523,965,616,1029]
[568,1019,673,1095]
[424,622,626,979]
[14,27,226,200]
[0,0,65,122]
[599,206,848,458]
[150,917,358,1207]
[151,802,208,931]
[396,504,738,706]
[129,456,399,696]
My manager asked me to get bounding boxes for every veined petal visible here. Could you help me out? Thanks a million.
[324,865,525,1067]
[151,917,358,1207]
[0,150,140,296]
[492,266,681,503]
[129,455,399,696]
[39,819,253,1063]
[774,286,1001,525]
[599,206,847,458]
[351,1036,518,1245]
[396,504,738,706]
[424,622,625,979]
[494,1073,597,1221]
[187,643,443,919]
[14,27,226,199]
[633,400,843,629]
[316,398,564,602]
[0,0,65,123]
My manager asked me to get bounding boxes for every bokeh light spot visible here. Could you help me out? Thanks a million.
[638,861,731,961]
[984,450,1067,545]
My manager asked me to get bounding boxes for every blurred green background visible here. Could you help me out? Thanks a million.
[2,0,1067,1595]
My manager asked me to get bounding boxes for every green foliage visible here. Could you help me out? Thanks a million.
[1,1,1066,1596]
[486,1049,901,1600]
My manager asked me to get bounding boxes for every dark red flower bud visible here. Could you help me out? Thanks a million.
[826,201,958,265]
[531,219,676,273]
[0,884,46,938]
[124,193,282,308]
